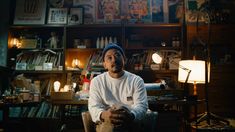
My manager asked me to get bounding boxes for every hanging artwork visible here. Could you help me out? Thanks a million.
[47,8,68,24]
[73,0,96,24]
[152,0,169,23]
[14,0,47,25]
[96,0,121,23]
[121,0,152,23]
[168,0,183,23]
[68,8,84,25]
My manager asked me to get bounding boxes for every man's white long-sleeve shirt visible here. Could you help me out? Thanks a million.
[88,71,148,123]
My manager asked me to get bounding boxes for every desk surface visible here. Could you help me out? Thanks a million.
[148,96,204,105]
[50,99,88,105]
[0,97,204,107]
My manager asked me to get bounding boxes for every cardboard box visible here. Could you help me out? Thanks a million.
[51,91,74,100]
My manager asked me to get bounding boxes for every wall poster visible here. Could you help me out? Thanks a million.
[96,0,121,23]
[121,0,152,23]
[73,0,96,24]
[14,0,47,25]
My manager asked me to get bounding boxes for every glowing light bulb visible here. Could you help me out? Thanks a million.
[63,85,70,92]
[152,53,162,64]
[53,81,60,92]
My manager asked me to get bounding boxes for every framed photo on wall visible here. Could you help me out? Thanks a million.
[121,0,152,23]
[96,0,121,23]
[73,0,96,24]
[14,0,47,25]
[68,8,83,25]
[47,8,68,24]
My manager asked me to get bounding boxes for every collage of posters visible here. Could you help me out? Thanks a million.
[14,0,184,25]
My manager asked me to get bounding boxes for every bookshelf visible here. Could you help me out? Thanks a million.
[7,23,183,96]
[6,22,183,132]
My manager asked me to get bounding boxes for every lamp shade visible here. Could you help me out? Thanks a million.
[178,60,205,84]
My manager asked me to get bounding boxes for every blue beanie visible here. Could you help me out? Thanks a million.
[102,43,125,61]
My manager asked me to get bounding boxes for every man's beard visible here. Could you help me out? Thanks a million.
[111,63,123,73]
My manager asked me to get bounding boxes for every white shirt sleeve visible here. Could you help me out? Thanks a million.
[88,77,106,122]
[130,77,148,120]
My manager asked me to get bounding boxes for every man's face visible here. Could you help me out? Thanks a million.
[103,49,125,73]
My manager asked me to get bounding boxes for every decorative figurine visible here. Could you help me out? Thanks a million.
[48,32,59,48]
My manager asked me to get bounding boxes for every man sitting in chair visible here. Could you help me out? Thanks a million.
[88,43,148,132]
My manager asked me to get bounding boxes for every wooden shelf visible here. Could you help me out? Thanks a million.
[14,70,64,74]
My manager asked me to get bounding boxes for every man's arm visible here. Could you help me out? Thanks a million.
[88,78,106,122]
[130,77,148,120]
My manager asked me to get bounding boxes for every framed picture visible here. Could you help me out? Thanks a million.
[68,8,83,25]
[168,0,183,23]
[49,0,64,8]
[121,0,152,23]
[47,8,68,24]
[14,0,47,25]
[152,0,169,23]
[96,0,121,23]
[73,0,96,24]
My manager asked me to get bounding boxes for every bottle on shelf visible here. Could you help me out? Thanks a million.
[96,37,100,49]
[100,37,104,49]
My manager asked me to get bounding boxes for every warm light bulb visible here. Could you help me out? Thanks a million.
[53,81,60,92]
[72,82,77,89]
[11,38,19,48]
[63,85,70,92]
[152,53,162,64]
[72,58,80,68]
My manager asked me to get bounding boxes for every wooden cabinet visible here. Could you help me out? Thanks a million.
[186,24,235,117]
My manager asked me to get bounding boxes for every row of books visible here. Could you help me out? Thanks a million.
[84,50,156,71]
[85,51,104,71]
[9,102,59,118]
[126,50,156,66]
[16,49,62,68]
[9,101,88,119]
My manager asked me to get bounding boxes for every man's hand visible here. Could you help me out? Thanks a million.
[100,106,135,127]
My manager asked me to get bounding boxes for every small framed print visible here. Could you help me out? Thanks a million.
[47,8,68,24]
[68,8,83,25]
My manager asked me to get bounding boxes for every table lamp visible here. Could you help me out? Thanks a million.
[178,60,205,96]
[152,51,206,96]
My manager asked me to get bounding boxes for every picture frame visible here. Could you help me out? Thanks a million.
[96,0,121,24]
[68,8,83,25]
[168,0,183,23]
[14,0,47,25]
[47,8,68,24]
[73,0,96,24]
[121,0,152,23]
[152,0,169,23]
